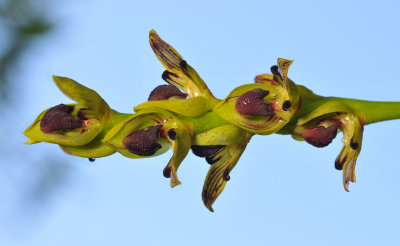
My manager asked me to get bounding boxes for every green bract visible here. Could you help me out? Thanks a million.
[24,30,400,212]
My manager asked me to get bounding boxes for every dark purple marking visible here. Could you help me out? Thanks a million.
[282,100,291,111]
[167,129,176,140]
[222,168,231,181]
[191,145,225,165]
[205,156,221,165]
[270,65,282,79]
[163,165,171,178]
[350,139,359,150]
[77,108,88,120]
[335,155,347,170]
[191,145,225,158]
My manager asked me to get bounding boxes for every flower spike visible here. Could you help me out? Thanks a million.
[24,29,400,211]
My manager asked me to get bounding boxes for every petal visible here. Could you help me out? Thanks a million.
[333,114,363,191]
[193,125,251,211]
[277,58,293,89]
[201,135,251,212]
[162,121,192,187]
[297,101,353,126]
[149,30,216,101]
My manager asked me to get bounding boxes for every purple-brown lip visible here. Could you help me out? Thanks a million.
[235,88,274,117]
[148,84,187,101]
[40,104,82,133]
[302,120,340,148]
[123,125,163,156]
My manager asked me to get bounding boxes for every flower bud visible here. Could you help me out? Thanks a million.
[296,101,364,191]
[24,76,112,147]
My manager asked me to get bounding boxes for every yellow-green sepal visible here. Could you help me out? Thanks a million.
[134,96,212,117]
[201,132,252,212]
[60,134,116,158]
[162,119,192,187]
[193,124,246,146]
[52,76,111,119]
[297,101,353,126]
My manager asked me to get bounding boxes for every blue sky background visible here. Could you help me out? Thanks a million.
[1,0,400,245]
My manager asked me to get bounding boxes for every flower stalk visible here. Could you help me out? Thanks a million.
[24,30,400,211]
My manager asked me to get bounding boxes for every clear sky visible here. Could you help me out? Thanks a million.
[1,0,400,245]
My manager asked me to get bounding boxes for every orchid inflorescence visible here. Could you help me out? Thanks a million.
[24,30,400,211]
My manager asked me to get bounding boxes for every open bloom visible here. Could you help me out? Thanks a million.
[295,101,364,191]
[213,58,301,135]
[24,29,400,212]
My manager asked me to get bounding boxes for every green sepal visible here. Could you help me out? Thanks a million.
[297,101,353,126]
[52,76,111,119]
[60,134,116,158]
[193,124,246,146]
[134,96,212,117]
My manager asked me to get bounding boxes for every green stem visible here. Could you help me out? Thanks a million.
[331,98,400,125]
[298,96,400,125]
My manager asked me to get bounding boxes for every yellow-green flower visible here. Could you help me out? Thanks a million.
[213,58,301,135]
[296,101,364,191]
[24,76,112,146]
